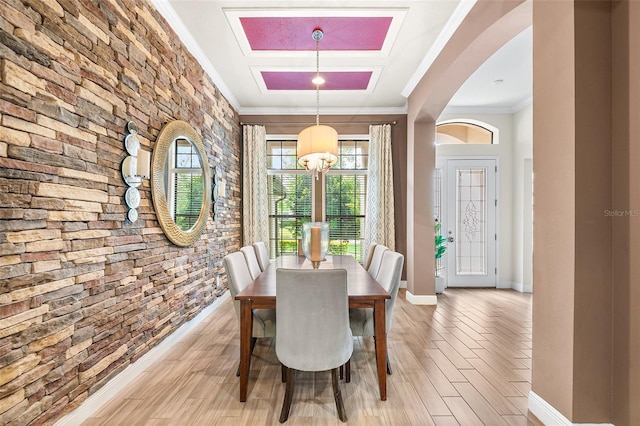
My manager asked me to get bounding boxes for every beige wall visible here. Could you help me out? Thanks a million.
[612,1,640,424]
[531,0,640,422]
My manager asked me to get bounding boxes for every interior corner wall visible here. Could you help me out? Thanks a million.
[405,119,436,296]
[611,1,640,424]
[533,0,613,422]
[532,0,579,418]
[0,0,241,424]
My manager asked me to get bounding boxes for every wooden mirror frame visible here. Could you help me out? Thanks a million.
[151,120,212,247]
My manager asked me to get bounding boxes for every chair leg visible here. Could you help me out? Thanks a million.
[279,367,295,423]
[339,365,344,380]
[281,364,286,382]
[331,368,348,422]
[236,337,259,377]
[345,359,351,383]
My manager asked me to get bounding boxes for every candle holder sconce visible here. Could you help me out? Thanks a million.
[301,222,329,269]
[121,121,150,222]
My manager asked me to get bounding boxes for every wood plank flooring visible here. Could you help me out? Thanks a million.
[83,289,542,425]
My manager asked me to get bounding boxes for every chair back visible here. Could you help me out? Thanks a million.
[374,251,405,331]
[363,243,377,270]
[240,245,262,280]
[367,244,388,278]
[223,251,254,317]
[275,268,353,372]
[253,241,270,271]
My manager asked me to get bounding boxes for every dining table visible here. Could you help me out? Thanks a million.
[234,254,391,402]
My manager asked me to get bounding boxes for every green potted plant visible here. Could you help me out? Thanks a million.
[435,218,447,293]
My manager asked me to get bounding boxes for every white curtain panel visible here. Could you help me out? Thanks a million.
[242,125,269,246]
[364,124,395,256]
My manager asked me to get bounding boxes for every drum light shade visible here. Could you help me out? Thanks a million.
[297,124,338,173]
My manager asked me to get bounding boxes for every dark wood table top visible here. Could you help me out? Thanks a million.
[235,255,390,303]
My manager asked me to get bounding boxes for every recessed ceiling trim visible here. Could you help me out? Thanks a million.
[262,71,373,90]
[238,105,408,116]
[224,8,407,58]
[250,66,383,94]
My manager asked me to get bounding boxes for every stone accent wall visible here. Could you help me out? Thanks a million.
[0,0,241,424]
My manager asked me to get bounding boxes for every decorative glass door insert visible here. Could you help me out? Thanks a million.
[444,159,497,287]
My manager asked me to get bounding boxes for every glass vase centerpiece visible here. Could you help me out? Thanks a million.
[301,222,329,269]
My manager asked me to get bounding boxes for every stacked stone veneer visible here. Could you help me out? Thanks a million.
[0,0,241,424]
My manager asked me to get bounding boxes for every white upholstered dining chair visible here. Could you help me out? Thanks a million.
[350,250,404,374]
[275,268,353,423]
[223,251,276,376]
[366,244,388,278]
[240,245,262,280]
[253,241,270,271]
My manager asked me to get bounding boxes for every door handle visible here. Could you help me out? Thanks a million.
[447,236,454,243]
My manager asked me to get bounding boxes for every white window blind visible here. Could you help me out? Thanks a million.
[325,138,368,262]
[267,140,312,257]
[266,137,369,261]
[172,139,203,230]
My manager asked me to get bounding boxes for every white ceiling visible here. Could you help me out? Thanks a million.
[153,0,532,116]
[444,26,532,114]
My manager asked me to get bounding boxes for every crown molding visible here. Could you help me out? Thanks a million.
[238,105,408,116]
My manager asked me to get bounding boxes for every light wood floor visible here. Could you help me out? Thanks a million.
[83,289,542,425]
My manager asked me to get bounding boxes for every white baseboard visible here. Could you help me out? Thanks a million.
[400,280,407,289]
[55,292,230,426]
[528,391,614,426]
[498,281,533,293]
[497,280,514,289]
[512,281,533,293]
[405,290,437,305]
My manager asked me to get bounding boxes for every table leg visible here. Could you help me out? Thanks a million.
[373,299,387,401]
[239,300,253,402]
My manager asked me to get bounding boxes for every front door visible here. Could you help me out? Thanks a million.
[440,158,497,287]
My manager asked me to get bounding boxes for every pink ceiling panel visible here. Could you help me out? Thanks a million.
[262,71,372,90]
[241,17,392,51]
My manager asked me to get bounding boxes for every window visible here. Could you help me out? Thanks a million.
[435,121,496,145]
[326,139,368,262]
[267,140,312,257]
[267,137,369,262]
[170,138,203,231]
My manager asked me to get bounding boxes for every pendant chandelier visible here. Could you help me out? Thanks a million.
[297,28,338,179]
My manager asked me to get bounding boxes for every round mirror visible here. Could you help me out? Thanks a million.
[151,120,212,247]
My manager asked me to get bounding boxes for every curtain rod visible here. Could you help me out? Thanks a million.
[240,121,397,126]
